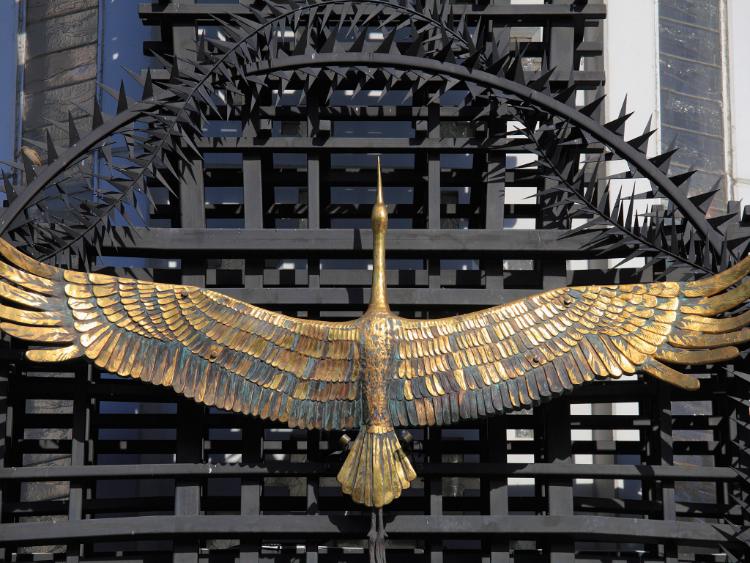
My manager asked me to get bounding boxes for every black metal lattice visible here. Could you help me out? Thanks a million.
[0,1,748,562]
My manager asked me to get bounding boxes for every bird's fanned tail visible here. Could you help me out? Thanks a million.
[337,425,416,508]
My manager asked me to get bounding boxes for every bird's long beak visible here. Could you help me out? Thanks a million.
[376,155,384,205]
[367,156,390,313]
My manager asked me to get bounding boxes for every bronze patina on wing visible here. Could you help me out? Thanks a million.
[0,236,362,430]
[389,259,750,426]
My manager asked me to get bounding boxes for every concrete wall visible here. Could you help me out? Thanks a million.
[605,0,661,153]
[22,0,99,145]
[728,0,750,205]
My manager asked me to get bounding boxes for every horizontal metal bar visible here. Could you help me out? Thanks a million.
[0,514,740,546]
[138,3,607,21]
[45,412,722,431]
[198,132,607,150]
[0,462,737,482]
[146,67,604,88]
[104,227,621,255]
[10,438,724,458]
[205,105,536,120]
[5,495,737,521]
[216,287,528,307]
[196,136,539,151]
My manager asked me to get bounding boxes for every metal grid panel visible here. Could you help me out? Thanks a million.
[0,1,748,562]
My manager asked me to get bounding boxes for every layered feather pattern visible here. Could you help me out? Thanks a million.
[0,237,362,430]
[388,256,750,426]
[0,234,749,508]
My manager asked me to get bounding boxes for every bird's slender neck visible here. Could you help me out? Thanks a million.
[367,158,390,314]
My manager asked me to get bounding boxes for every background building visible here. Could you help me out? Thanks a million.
[0,1,748,561]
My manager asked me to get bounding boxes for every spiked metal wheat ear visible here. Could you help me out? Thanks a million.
[2,1,740,276]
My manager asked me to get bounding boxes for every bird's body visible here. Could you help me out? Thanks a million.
[0,158,749,510]
[338,312,417,508]
[360,312,396,428]
[335,164,418,507]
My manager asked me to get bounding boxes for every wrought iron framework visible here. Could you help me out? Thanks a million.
[0,1,748,561]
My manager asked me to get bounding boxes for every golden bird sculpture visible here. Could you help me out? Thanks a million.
[0,157,750,513]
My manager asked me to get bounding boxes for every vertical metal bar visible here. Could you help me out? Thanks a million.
[547,1,576,84]
[172,22,197,77]
[487,418,509,563]
[658,386,677,563]
[735,370,750,531]
[485,149,505,296]
[545,399,574,563]
[485,151,505,231]
[427,102,441,230]
[642,380,657,521]
[244,151,264,293]
[715,365,730,522]
[0,354,10,562]
[306,429,320,563]
[243,153,264,296]
[171,7,203,561]
[428,427,442,563]
[173,402,204,563]
[5,360,24,561]
[307,153,321,298]
[308,153,320,230]
[243,155,263,229]
[240,419,262,563]
[66,365,89,563]
[427,100,441,301]
[180,157,205,230]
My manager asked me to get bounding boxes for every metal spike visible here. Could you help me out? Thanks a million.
[670,169,696,187]
[348,25,369,53]
[627,117,656,153]
[142,70,154,100]
[580,86,605,118]
[92,98,104,129]
[2,172,16,203]
[465,80,485,99]
[601,96,628,134]
[528,66,555,92]
[45,130,58,163]
[689,184,721,214]
[375,28,399,55]
[320,29,337,53]
[512,55,525,85]
[97,82,122,104]
[708,213,736,229]
[618,95,628,118]
[229,14,261,35]
[554,81,577,106]
[264,1,286,17]
[117,81,129,114]
[68,112,80,145]
[649,146,679,174]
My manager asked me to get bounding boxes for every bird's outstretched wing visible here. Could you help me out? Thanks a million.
[0,239,362,430]
[389,257,750,426]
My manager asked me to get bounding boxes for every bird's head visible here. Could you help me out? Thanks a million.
[372,156,388,235]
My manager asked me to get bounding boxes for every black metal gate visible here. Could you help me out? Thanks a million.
[0,1,748,561]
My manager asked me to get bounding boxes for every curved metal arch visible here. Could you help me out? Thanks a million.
[0,4,728,263]
[0,0,479,246]
[0,104,153,235]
